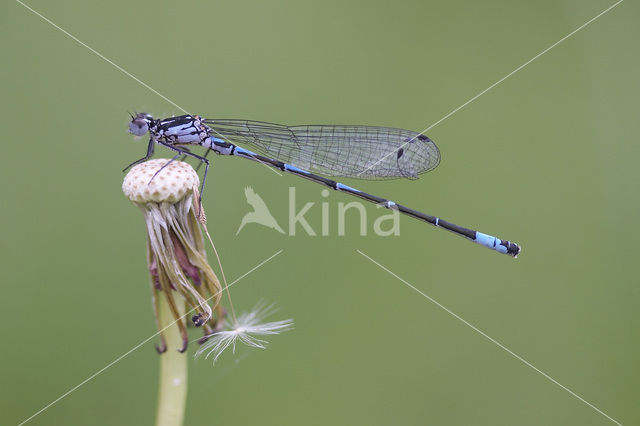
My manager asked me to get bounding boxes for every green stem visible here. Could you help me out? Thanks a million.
[155,297,188,426]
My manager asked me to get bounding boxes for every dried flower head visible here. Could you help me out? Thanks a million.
[123,159,224,353]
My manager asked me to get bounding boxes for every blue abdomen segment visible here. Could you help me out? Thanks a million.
[203,136,234,154]
[284,164,311,175]
[475,232,506,254]
[234,146,253,155]
[336,182,360,193]
[233,146,260,159]
[474,232,521,257]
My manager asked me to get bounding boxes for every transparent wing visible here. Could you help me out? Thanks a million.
[204,119,440,180]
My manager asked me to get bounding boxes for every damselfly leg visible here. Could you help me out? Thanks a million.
[195,148,213,172]
[123,137,155,172]
[158,141,210,201]
[147,152,183,185]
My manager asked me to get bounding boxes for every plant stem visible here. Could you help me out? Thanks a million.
[155,297,188,426]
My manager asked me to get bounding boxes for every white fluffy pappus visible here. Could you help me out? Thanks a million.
[194,304,293,363]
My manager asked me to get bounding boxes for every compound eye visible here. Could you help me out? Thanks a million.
[129,117,149,136]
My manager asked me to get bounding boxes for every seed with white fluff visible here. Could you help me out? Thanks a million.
[123,159,200,204]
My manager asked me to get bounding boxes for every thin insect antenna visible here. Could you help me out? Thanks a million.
[127,110,135,119]
[193,187,238,325]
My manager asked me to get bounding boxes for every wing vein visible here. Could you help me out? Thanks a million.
[204,119,440,180]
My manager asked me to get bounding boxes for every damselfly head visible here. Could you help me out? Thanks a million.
[129,112,153,136]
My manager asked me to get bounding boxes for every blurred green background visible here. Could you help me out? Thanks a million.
[1,0,638,425]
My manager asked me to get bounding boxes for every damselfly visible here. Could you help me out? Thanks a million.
[126,113,521,257]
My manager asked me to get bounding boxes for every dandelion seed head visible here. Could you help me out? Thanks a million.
[123,159,199,203]
[123,159,224,352]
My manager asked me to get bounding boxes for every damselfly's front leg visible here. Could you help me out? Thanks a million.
[123,137,155,172]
